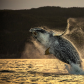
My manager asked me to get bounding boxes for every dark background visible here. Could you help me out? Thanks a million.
[0,6,84,58]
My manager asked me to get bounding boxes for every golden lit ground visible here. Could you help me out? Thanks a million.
[0,59,84,84]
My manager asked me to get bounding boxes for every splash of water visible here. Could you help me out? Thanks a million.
[21,37,56,59]
[65,62,84,75]
[64,18,84,75]
[65,18,84,59]
[22,18,84,74]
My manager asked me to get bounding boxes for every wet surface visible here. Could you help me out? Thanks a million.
[0,59,84,84]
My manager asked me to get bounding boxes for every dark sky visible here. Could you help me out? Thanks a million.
[0,0,84,10]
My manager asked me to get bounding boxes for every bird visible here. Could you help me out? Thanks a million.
[29,27,82,67]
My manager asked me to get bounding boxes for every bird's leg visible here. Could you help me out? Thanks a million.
[45,47,50,55]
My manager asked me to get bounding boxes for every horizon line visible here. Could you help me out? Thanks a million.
[0,6,84,10]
